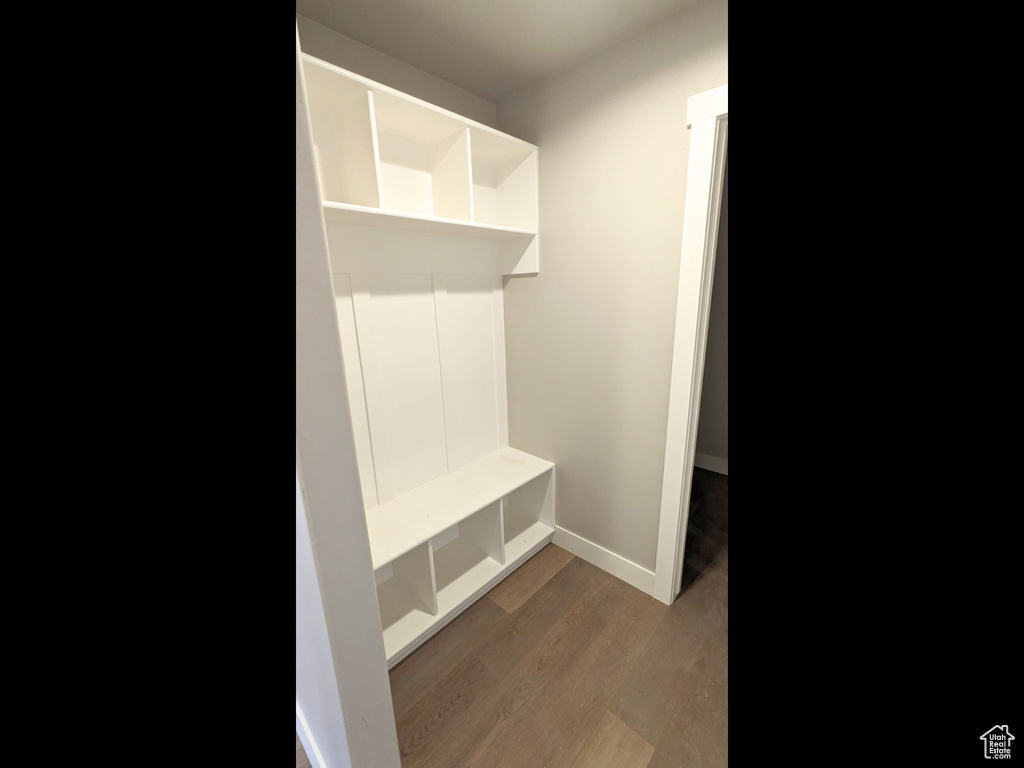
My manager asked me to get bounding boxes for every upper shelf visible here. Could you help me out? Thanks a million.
[322,201,536,240]
[365,446,555,571]
[301,53,539,239]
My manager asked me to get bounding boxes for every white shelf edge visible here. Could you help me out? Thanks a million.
[366,447,554,571]
[384,527,554,667]
[322,201,536,239]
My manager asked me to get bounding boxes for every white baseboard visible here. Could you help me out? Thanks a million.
[296,702,326,768]
[694,452,728,475]
[552,526,655,596]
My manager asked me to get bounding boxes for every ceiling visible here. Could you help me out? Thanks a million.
[294,0,701,102]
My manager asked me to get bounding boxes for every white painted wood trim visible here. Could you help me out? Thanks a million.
[426,539,440,615]
[333,275,379,510]
[431,274,453,474]
[296,702,329,768]
[694,452,728,476]
[367,90,385,208]
[552,526,656,596]
[492,276,509,448]
[654,85,728,606]
[321,201,537,238]
[496,497,507,565]
[465,127,476,222]
[349,273,394,504]
[686,85,728,127]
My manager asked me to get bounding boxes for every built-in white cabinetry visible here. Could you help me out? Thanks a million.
[302,55,539,274]
[300,53,554,668]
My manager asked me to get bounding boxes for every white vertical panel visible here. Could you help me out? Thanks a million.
[435,274,500,472]
[331,91,381,207]
[465,129,476,223]
[431,128,472,221]
[366,90,384,208]
[432,274,453,471]
[349,273,392,503]
[492,276,508,447]
[355,273,449,501]
[541,469,555,529]
[333,275,378,510]
[497,498,507,565]
[426,539,439,614]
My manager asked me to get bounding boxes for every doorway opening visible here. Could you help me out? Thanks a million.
[681,152,728,594]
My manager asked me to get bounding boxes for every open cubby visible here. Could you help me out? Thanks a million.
[300,53,540,274]
[432,502,504,614]
[470,127,538,231]
[302,58,381,208]
[363,448,555,665]
[503,469,555,564]
[374,543,437,660]
[373,91,472,221]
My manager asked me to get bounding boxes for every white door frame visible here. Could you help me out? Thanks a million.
[653,85,728,605]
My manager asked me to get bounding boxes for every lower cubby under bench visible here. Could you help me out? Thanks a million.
[367,446,555,666]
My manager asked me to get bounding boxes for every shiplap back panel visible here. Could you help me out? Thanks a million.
[352,273,450,502]
[435,274,501,472]
[341,267,507,506]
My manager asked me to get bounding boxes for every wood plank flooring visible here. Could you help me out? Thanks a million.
[389,468,728,768]
[296,732,311,768]
[298,469,727,768]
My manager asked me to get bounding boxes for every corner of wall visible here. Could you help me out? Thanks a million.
[296,15,497,128]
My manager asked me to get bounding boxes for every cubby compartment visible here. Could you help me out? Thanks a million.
[301,58,381,208]
[301,52,540,268]
[373,90,473,221]
[503,469,555,564]
[432,502,504,614]
[374,543,437,659]
[362,448,554,666]
[470,126,538,231]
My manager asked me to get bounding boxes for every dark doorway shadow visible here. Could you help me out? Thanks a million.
[679,467,728,594]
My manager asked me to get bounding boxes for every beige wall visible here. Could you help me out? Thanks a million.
[497,0,727,571]
[296,15,497,127]
[696,156,728,464]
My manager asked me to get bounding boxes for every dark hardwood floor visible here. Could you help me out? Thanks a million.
[296,732,311,768]
[389,467,728,767]
[681,467,728,593]
[297,469,727,767]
